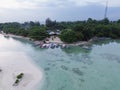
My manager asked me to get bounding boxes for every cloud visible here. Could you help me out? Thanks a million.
[0,0,38,9]
[0,0,120,23]
[0,0,120,10]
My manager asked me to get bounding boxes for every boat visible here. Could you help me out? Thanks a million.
[55,44,59,48]
[4,35,9,38]
[50,43,55,49]
[82,46,92,50]
[61,44,66,48]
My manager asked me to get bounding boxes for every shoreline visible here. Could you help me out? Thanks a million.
[3,33,111,49]
[7,34,91,47]
[0,52,43,90]
[4,33,112,49]
[8,34,32,41]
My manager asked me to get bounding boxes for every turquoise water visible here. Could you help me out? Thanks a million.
[0,34,120,90]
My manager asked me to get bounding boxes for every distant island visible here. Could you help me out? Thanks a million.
[0,18,120,44]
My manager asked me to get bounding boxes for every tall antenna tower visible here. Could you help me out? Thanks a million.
[104,1,108,18]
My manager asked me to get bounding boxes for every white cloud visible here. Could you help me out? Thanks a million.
[0,0,38,9]
[0,0,120,10]
[0,0,120,22]
[69,0,120,7]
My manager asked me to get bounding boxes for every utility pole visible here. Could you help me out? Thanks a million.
[104,1,108,18]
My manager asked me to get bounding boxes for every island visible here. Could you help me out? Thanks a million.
[0,18,120,49]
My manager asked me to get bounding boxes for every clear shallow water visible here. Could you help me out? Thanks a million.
[0,34,120,90]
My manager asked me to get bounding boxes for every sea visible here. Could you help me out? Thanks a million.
[0,34,120,90]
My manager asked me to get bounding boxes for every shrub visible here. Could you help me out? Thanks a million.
[17,73,24,79]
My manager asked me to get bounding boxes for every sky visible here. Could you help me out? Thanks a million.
[0,0,120,23]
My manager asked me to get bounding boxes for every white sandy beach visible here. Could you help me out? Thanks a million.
[8,34,90,46]
[0,52,43,90]
[46,36,63,44]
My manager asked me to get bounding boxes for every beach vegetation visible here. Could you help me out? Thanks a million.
[28,26,48,40]
[60,29,77,43]
[15,79,19,84]
[0,18,120,42]
[17,73,24,79]
[13,73,24,86]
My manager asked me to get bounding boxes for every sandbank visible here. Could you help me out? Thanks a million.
[0,52,42,90]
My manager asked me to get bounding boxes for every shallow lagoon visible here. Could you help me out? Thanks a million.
[0,34,120,90]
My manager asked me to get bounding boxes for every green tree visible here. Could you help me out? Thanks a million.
[29,26,48,40]
[73,24,84,32]
[101,18,109,25]
[45,18,57,30]
[117,19,120,23]
[60,29,77,43]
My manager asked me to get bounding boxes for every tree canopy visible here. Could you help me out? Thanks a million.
[0,18,120,42]
[28,26,48,40]
[60,29,81,43]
